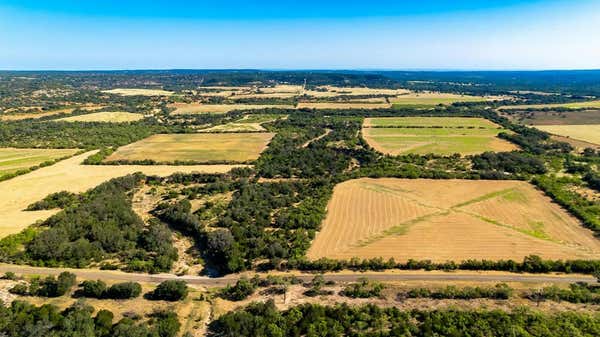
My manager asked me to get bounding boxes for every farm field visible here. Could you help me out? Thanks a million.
[390,92,491,106]
[297,102,391,109]
[533,125,600,146]
[199,114,285,132]
[104,133,274,163]
[169,103,294,114]
[363,117,517,155]
[503,110,600,125]
[0,148,79,178]
[307,178,600,262]
[0,151,246,237]
[55,111,145,123]
[0,106,103,121]
[304,86,410,97]
[499,100,600,110]
[102,88,174,96]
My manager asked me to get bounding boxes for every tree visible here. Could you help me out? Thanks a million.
[148,280,188,301]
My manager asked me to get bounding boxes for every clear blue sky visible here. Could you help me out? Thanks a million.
[1,0,599,70]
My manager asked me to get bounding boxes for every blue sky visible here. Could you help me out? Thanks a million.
[1,0,599,70]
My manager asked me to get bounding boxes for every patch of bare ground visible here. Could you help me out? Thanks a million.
[568,184,600,202]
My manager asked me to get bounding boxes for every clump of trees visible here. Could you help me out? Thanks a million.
[76,280,142,299]
[340,278,385,298]
[401,283,513,300]
[146,280,189,301]
[219,276,259,301]
[9,271,76,297]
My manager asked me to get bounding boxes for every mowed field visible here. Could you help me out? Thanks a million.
[0,106,104,121]
[390,92,492,106]
[102,88,174,96]
[0,151,246,237]
[199,114,285,132]
[504,110,600,125]
[499,100,600,110]
[55,111,144,123]
[363,117,517,155]
[307,178,600,262]
[0,148,79,178]
[297,102,392,109]
[105,133,274,163]
[534,125,600,146]
[169,103,294,115]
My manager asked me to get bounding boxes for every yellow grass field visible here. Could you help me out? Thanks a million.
[170,103,294,114]
[199,114,284,132]
[0,151,246,237]
[390,92,492,106]
[105,133,274,163]
[0,106,103,121]
[534,125,600,145]
[499,100,600,110]
[304,86,410,97]
[297,102,392,109]
[102,88,174,96]
[55,111,145,122]
[307,178,600,262]
[363,117,517,155]
[0,148,79,178]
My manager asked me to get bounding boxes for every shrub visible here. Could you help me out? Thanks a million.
[147,280,188,301]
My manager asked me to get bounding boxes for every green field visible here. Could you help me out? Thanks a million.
[363,117,517,155]
[0,148,79,178]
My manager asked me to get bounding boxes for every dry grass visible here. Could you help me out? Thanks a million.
[56,111,145,123]
[307,178,600,262]
[0,106,103,121]
[0,151,246,237]
[102,88,174,96]
[363,117,517,155]
[297,102,391,109]
[0,148,79,178]
[500,101,600,110]
[105,133,274,163]
[533,125,600,145]
[304,86,410,97]
[390,92,492,106]
[199,114,284,132]
[170,103,293,115]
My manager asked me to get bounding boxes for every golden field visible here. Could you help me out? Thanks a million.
[56,111,145,123]
[307,178,600,262]
[533,125,600,146]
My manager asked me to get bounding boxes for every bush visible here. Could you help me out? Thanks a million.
[220,277,257,301]
[105,282,142,299]
[147,280,188,301]
[77,280,107,298]
[340,278,385,298]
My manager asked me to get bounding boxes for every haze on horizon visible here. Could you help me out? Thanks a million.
[1,0,599,71]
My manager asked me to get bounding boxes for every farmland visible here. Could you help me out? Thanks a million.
[307,178,600,262]
[297,102,391,109]
[533,125,600,146]
[0,151,246,237]
[500,100,600,110]
[55,111,145,123]
[0,148,79,178]
[391,92,491,106]
[199,114,285,132]
[170,103,294,114]
[104,133,274,163]
[102,88,174,96]
[503,109,600,125]
[363,117,517,155]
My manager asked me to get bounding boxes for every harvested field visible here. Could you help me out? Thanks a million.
[534,125,600,145]
[102,88,174,96]
[391,92,492,106]
[503,109,600,125]
[499,100,600,110]
[55,111,144,123]
[297,102,391,109]
[304,86,410,97]
[0,148,79,178]
[170,103,293,114]
[0,106,103,121]
[105,133,274,163]
[363,117,517,155]
[307,178,600,262]
[0,151,246,237]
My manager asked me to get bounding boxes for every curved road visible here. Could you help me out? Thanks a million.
[0,264,595,286]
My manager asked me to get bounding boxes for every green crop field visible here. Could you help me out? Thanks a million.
[0,148,79,178]
[363,117,517,155]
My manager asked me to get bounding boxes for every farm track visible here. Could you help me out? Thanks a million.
[0,264,595,286]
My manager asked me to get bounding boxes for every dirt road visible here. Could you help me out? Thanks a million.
[0,264,595,286]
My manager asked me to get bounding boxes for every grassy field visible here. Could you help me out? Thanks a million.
[0,151,246,237]
[391,92,491,107]
[170,103,294,115]
[199,114,285,132]
[534,125,600,146]
[297,102,392,109]
[504,110,600,125]
[0,148,79,178]
[499,100,600,110]
[102,88,174,96]
[0,106,103,121]
[105,133,274,163]
[363,117,516,155]
[56,111,145,123]
[304,86,410,97]
[307,178,600,262]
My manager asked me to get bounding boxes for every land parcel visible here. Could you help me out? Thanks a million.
[105,133,274,164]
[362,117,517,155]
[307,178,600,262]
[0,148,79,178]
